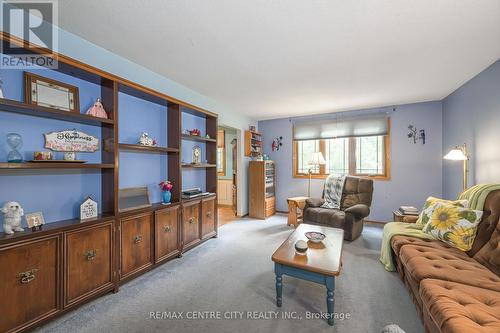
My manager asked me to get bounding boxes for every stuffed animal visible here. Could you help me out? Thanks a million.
[1,202,24,234]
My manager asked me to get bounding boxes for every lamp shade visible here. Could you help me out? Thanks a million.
[444,148,467,161]
[308,152,326,166]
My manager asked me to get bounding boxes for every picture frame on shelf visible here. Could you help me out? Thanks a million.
[25,212,45,231]
[44,129,99,152]
[118,186,151,212]
[24,72,80,113]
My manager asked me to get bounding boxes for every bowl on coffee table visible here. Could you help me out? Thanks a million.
[305,231,326,243]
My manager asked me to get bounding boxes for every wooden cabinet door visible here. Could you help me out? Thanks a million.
[65,223,113,306]
[182,200,201,249]
[155,206,180,263]
[0,236,60,333]
[201,197,217,239]
[120,212,153,279]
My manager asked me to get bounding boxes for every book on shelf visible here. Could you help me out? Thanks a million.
[398,206,419,215]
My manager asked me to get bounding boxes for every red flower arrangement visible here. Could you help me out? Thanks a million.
[189,129,201,136]
[159,180,173,192]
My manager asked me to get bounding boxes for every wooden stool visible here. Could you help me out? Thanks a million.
[287,196,308,227]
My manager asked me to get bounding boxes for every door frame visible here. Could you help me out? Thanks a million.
[217,124,243,217]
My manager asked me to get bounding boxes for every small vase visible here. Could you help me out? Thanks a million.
[162,190,172,205]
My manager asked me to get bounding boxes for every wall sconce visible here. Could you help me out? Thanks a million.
[408,125,425,144]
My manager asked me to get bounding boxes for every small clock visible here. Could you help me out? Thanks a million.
[80,196,98,220]
[192,146,202,165]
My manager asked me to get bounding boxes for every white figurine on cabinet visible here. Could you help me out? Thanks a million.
[138,132,156,146]
[80,196,98,220]
[1,202,24,234]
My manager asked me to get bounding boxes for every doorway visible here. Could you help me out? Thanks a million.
[217,125,239,226]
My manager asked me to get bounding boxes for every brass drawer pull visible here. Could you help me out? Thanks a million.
[206,211,213,218]
[133,235,143,244]
[164,225,172,233]
[17,269,38,284]
[189,217,196,224]
[86,249,97,261]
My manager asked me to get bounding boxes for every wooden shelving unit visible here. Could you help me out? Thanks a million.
[181,163,217,168]
[0,162,115,169]
[245,130,263,157]
[118,143,179,154]
[0,32,218,333]
[181,134,217,143]
[0,98,115,126]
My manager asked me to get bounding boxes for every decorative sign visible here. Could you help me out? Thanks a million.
[80,196,98,220]
[44,130,99,152]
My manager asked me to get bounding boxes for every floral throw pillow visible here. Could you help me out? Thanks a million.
[422,202,483,251]
[416,196,469,227]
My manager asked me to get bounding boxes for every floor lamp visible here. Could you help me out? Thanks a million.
[443,143,469,192]
[307,152,326,197]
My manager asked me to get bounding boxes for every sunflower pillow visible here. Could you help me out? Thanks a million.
[422,202,483,251]
[416,196,469,226]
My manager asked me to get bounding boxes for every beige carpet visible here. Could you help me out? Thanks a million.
[35,214,422,333]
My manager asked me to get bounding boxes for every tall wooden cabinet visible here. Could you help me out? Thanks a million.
[0,32,218,333]
[249,161,276,219]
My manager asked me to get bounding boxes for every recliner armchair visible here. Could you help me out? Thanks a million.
[303,176,374,241]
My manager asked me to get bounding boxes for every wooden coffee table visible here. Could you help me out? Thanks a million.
[271,224,344,326]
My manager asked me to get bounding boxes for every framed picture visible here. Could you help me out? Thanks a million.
[118,186,151,213]
[24,72,79,113]
[25,212,45,228]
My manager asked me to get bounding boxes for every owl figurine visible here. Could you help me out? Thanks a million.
[86,98,108,119]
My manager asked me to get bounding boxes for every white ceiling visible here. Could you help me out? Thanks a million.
[58,0,500,120]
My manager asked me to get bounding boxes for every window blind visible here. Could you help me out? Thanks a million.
[293,114,389,141]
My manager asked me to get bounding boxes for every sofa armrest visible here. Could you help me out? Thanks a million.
[345,204,370,219]
[305,198,324,208]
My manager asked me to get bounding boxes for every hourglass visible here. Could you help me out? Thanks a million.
[6,133,23,163]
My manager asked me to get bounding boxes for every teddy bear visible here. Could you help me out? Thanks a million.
[1,201,24,234]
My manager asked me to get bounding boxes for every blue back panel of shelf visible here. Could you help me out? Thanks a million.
[181,112,206,191]
[0,59,103,229]
[118,92,168,204]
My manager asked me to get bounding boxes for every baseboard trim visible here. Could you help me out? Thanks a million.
[364,219,386,225]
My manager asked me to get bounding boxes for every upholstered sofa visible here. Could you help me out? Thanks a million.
[303,176,373,241]
[391,190,500,333]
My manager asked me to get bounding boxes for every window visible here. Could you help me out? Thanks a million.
[293,134,390,180]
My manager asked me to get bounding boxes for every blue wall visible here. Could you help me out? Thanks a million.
[181,112,206,191]
[258,102,443,222]
[0,60,104,226]
[118,92,169,204]
[443,59,500,199]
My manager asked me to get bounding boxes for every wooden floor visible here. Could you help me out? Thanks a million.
[218,205,238,226]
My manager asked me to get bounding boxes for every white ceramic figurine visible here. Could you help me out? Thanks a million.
[1,201,24,234]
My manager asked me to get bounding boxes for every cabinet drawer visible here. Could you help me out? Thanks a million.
[155,206,180,263]
[65,223,113,306]
[120,212,153,279]
[201,197,216,239]
[182,200,201,249]
[0,236,60,333]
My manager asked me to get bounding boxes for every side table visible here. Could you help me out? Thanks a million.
[393,211,419,223]
[287,197,308,227]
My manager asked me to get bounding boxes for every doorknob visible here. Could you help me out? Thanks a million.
[133,235,143,244]
[164,225,172,232]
